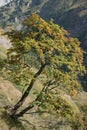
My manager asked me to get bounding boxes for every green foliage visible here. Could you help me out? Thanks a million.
[4,14,86,119]
[0,45,7,71]
[36,89,74,117]
[6,13,85,95]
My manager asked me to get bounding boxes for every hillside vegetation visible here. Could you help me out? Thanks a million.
[0,0,87,67]
[0,77,87,130]
[0,14,87,130]
[0,0,87,38]
[0,0,87,52]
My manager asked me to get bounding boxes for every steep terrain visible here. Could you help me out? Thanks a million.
[40,0,87,50]
[0,32,87,129]
[0,0,87,49]
[0,0,12,7]
[0,0,87,90]
[0,77,87,130]
[0,0,46,29]
[0,1,87,129]
[0,77,36,130]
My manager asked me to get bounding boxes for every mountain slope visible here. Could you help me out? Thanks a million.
[0,0,87,47]
[0,0,12,7]
[0,0,48,29]
[0,0,87,89]
[39,0,87,49]
[0,0,87,87]
[0,77,87,130]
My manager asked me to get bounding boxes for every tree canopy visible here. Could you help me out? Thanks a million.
[5,13,85,118]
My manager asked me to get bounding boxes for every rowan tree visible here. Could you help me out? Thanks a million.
[5,13,85,118]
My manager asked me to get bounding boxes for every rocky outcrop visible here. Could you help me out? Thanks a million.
[0,0,13,7]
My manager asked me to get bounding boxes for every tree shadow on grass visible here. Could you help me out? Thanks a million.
[1,109,27,130]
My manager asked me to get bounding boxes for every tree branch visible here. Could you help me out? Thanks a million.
[9,63,46,117]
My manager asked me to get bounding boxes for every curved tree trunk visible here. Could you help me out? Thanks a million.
[9,63,46,118]
[15,82,47,118]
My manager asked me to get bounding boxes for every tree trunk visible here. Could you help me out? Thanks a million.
[15,104,34,118]
[15,83,47,117]
[9,63,46,117]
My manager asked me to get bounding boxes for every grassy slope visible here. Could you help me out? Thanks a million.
[0,77,46,130]
[0,77,40,130]
[0,76,87,130]
[0,42,86,128]
[0,40,87,129]
[0,1,87,128]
